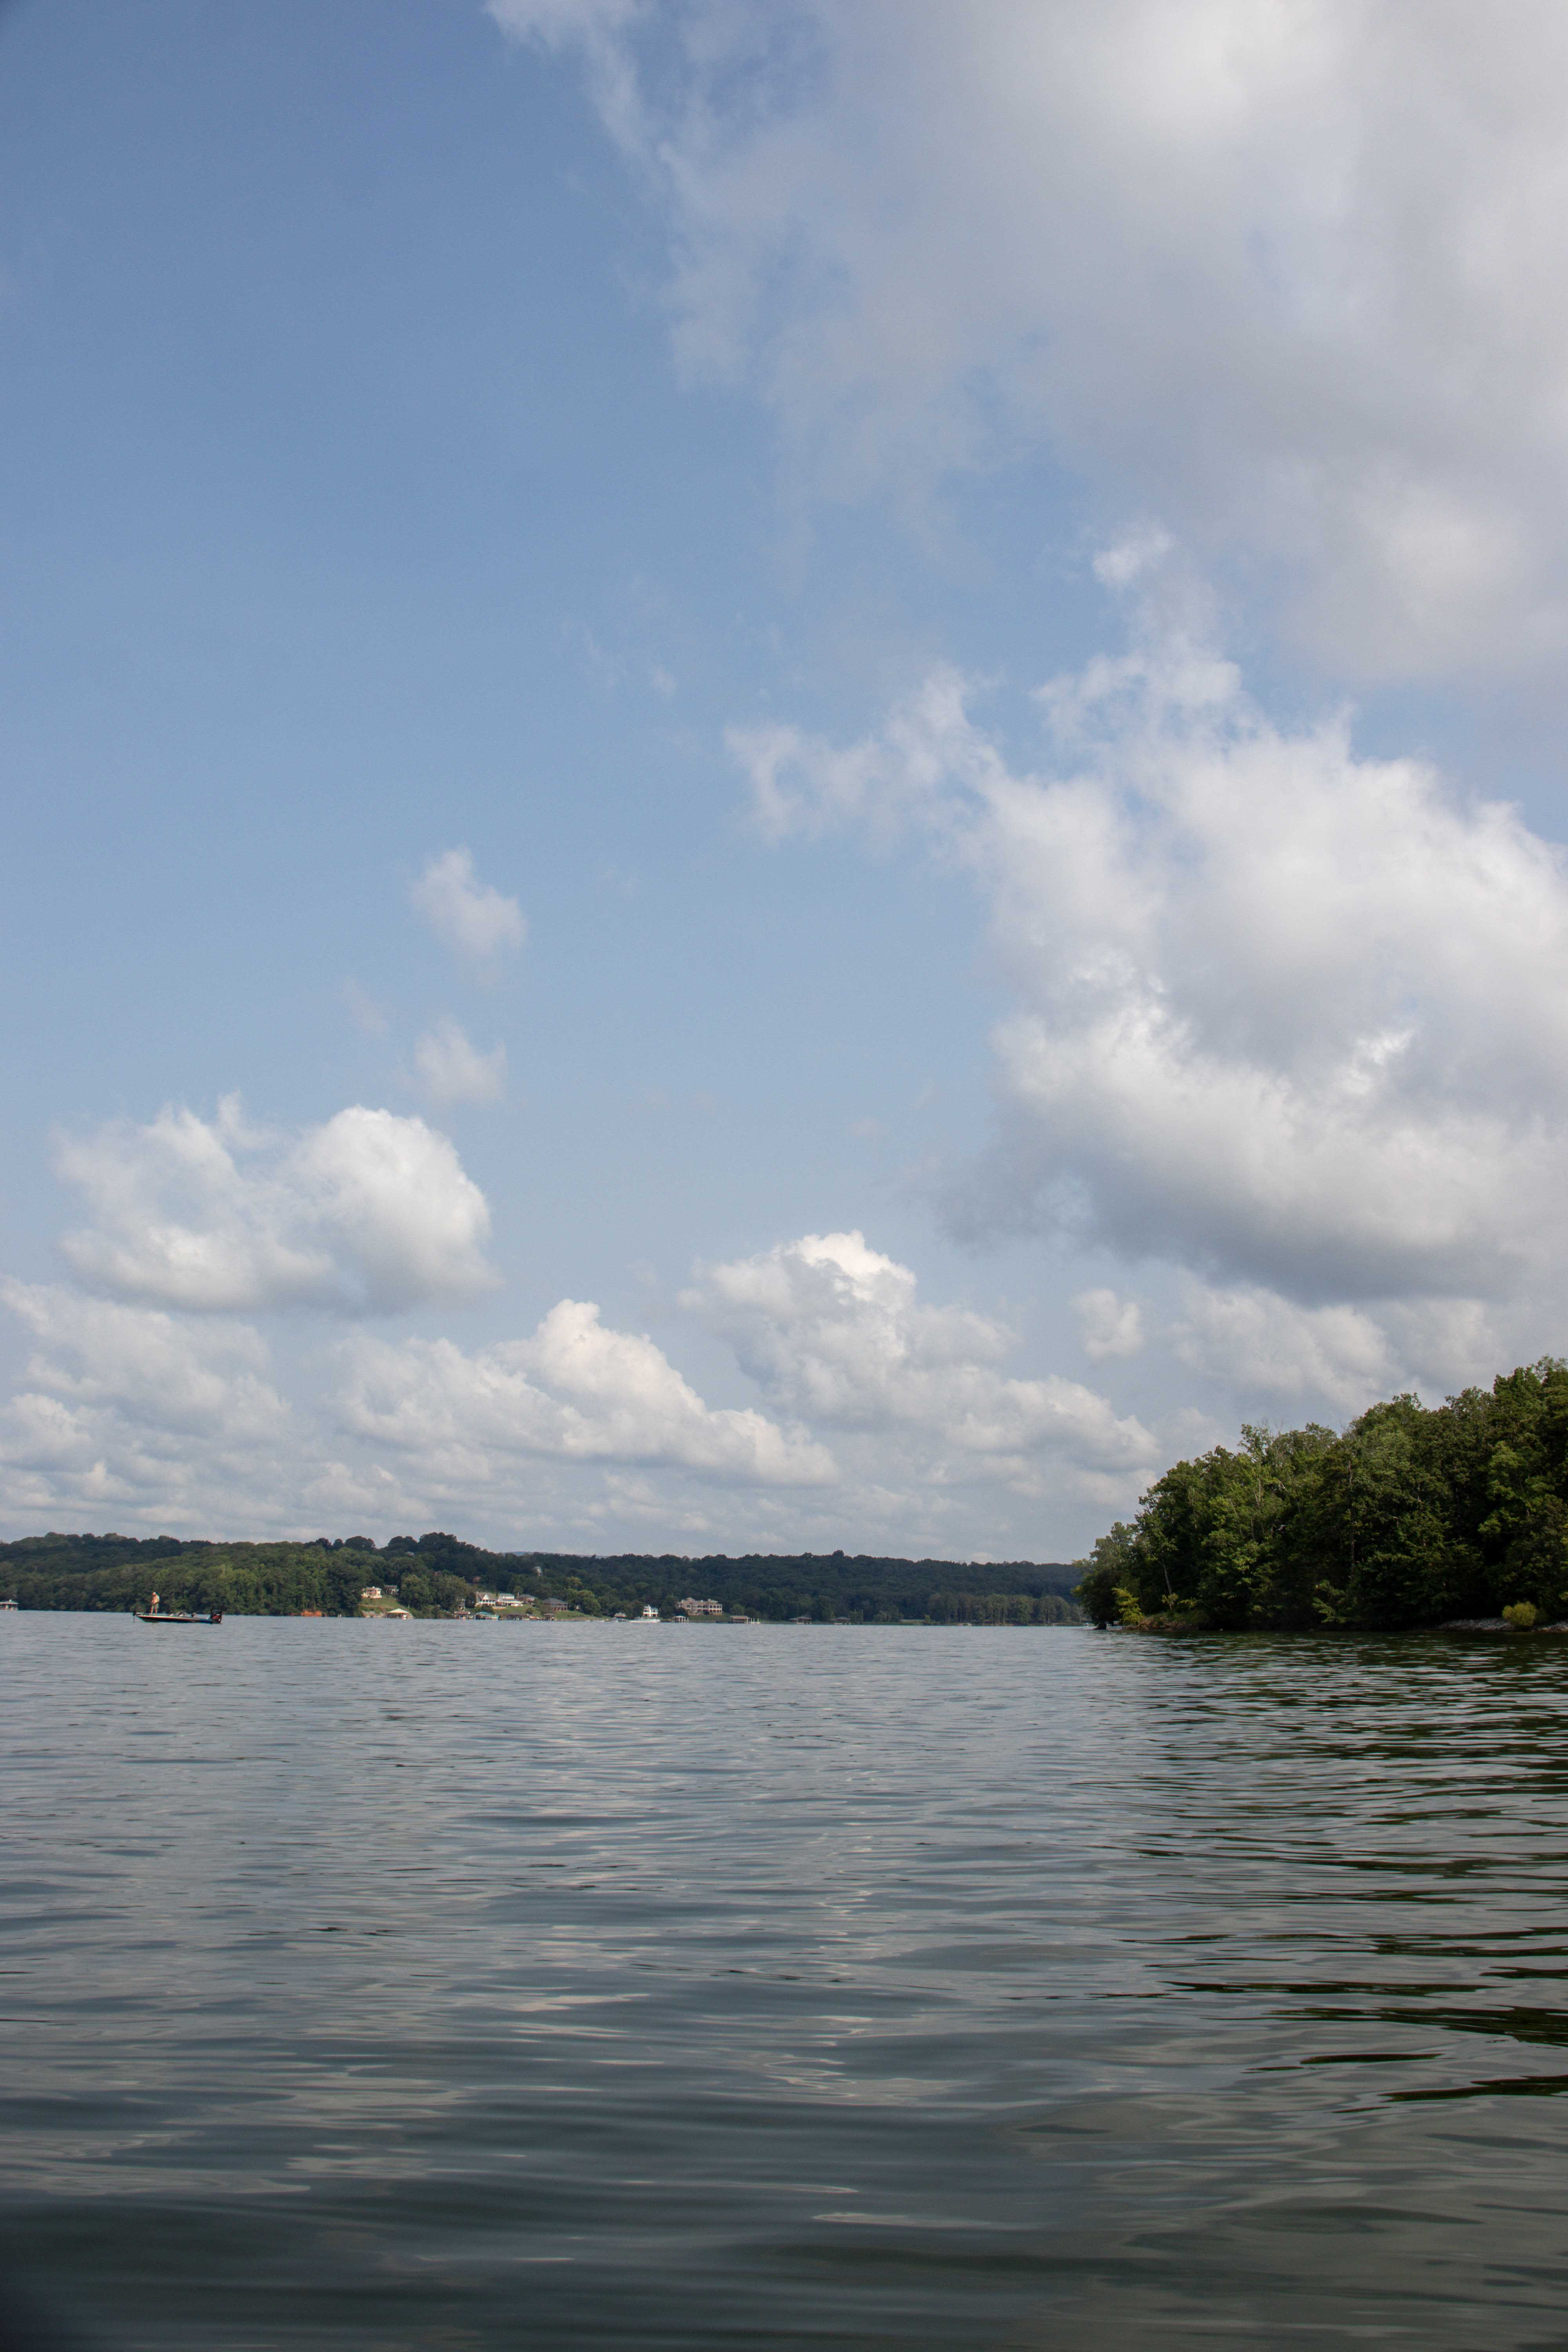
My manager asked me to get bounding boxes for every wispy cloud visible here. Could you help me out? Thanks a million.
[341,978,389,1036]
[410,848,525,972]
[1074,1290,1145,1363]
[496,0,1568,679]
[413,1018,507,1108]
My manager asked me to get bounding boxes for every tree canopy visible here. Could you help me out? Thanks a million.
[0,1532,1080,1622]
[1076,1358,1568,1632]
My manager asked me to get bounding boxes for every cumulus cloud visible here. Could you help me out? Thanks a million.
[0,1283,296,1522]
[0,1220,1165,1546]
[0,1281,831,1537]
[413,1018,507,1107]
[2,1283,291,1445]
[56,1097,497,1316]
[339,1299,835,1486]
[410,848,526,971]
[494,0,1568,679]
[686,1229,1158,1481]
[733,615,1568,1314]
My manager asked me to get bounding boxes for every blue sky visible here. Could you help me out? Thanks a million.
[5,0,1568,1557]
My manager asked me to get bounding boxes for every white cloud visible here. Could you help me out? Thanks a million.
[1074,1289,1145,1362]
[409,848,526,970]
[0,1279,831,1537]
[56,1097,497,1316]
[1165,1280,1513,1419]
[495,0,1568,679]
[733,671,965,848]
[338,1298,835,1487]
[0,1220,1160,1548]
[1093,528,1176,592]
[2,1283,291,1445]
[733,617,1568,1313]
[686,1229,1158,1480]
[1169,1281,1396,1414]
[0,1283,296,1523]
[413,1018,507,1107]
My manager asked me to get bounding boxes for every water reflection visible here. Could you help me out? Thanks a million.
[3,1619,1568,2346]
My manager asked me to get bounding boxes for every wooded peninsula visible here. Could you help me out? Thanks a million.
[0,1533,1081,1624]
[1079,1358,1568,1632]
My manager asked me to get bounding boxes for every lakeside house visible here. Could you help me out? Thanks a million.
[679,1597,722,1617]
[641,1605,659,1619]
[361,1586,416,1619]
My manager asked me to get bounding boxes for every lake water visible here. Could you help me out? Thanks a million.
[4,1617,1568,2348]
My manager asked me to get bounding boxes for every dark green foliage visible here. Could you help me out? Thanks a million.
[0,1534,423,1616]
[1075,1359,1568,1632]
[388,1564,475,1616]
[0,1541,368,1617]
[499,1552,1079,1621]
[0,1532,1082,1621]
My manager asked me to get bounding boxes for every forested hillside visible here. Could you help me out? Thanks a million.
[1077,1358,1568,1632]
[0,1531,1080,1622]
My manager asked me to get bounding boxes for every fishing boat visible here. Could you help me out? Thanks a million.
[135,1590,223,1626]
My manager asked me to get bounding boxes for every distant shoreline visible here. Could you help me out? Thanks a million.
[3,1609,1091,1628]
[0,1531,1085,1626]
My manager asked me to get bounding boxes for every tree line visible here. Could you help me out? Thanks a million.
[1076,1358,1568,1632]
[0,1530,1082,1622]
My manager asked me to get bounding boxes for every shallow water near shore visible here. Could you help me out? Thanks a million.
[4,1615,1568,2348]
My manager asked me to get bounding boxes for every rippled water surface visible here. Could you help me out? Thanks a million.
[5,1617,1568,2347]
